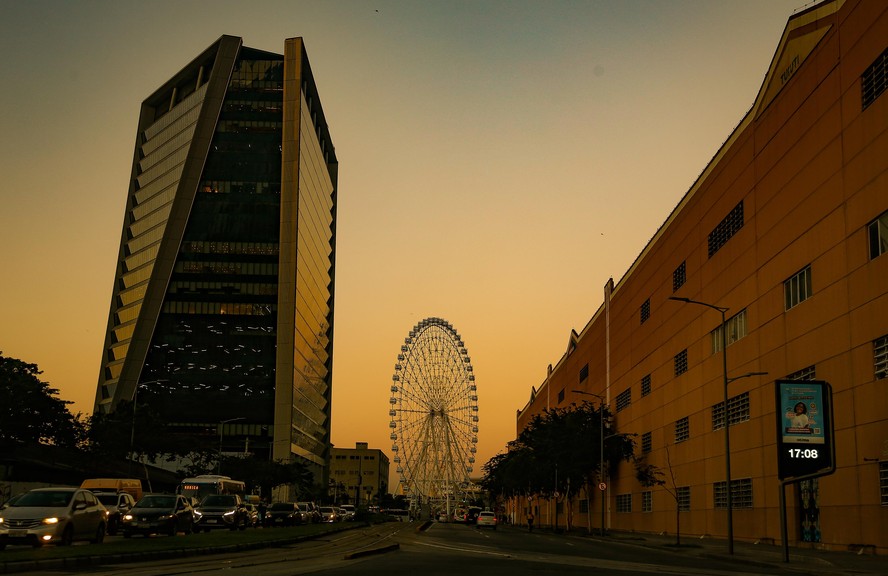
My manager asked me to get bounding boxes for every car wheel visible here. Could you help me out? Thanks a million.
[59,524,74,546]
[92,523,106,544]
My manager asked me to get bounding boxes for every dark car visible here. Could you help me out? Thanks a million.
[121,494,193,537]
[265,502,300,526]
[466,506,482,525]
[92,492,136,536]
[193,494,248,531]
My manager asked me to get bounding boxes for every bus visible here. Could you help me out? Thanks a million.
[176,475,245,504]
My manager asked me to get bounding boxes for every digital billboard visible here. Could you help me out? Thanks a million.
[775,380,834,481]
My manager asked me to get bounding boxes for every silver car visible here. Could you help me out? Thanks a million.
[0,487,107,549]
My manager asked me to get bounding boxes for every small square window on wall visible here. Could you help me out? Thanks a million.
[674,416,689,443]
[579,363,589,382]
[673,261,686,292]
[862,47,888,111]
[880,462,888,506]
[616,388,631,412]
[869,210,888,259]
[641,431,652,453]
[616,494,632,513]
[784,265,812,310]
[676,486,691,511]
[640,298,651,324]
[708,201,744,258]
[711,309,748,353]
[641,491,652,512]
[874,334,888,380]
[674,349,688,376]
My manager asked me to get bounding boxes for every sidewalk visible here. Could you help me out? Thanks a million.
[572,529,887,575]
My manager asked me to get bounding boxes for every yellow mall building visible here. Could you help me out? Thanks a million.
[516,0,887,554]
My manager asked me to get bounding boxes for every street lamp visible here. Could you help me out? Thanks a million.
[127,380,167,476]
[218,417,246,474]
[572,389,607,536]
[669,296,734,554]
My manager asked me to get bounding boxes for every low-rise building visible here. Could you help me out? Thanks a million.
[330,442,389,507]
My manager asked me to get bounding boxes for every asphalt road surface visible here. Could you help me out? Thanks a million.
[19,521,820,576]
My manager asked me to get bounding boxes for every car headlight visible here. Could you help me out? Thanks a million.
[193,510,203,518]
[123,514,134,521]
[223,510,235,517]
[43,517,60,525]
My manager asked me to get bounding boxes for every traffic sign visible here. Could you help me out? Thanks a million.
[598,482,606,491]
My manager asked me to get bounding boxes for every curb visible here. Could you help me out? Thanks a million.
[343,543,400,559]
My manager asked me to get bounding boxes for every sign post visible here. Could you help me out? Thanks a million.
[774,380,835,562]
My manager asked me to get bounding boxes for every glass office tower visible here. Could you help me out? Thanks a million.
[93,36,337,482]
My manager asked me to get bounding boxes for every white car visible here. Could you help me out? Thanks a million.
[0,487,107,549]
[339,504,355,521]
[475,510,497,529]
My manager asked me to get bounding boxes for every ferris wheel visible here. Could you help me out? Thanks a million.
[389,317,479,504]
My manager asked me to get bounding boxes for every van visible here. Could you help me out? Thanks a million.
[80,478,143,501]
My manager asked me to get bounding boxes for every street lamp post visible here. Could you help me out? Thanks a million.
[128,384,140,477]
[572,389,607,536]
[127,380,167,477]
[669,296,733,554]
[218,417,246,474]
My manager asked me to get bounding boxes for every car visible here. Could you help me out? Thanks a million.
[466,506,482,525]
[265,502,300,526]
[0,487,107,549]
[338,504,355,521]
[296,501,321,524]
[0,494,23,511]
[121,494,194,537]
[319,506,340,523]
[92,491,136,536]
[476,510,497,530]
[193,494,248,531]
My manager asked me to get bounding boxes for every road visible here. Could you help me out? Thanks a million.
[15,521,837,576]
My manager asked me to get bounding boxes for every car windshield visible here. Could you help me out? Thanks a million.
[138,496,176,508]
[202,495,236,506]
[320,507,334,513]
[297,503,310,511]
[15,491,73,507]
[96,494,119,506]
[270,503,294,511]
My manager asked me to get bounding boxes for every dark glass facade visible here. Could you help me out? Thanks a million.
[94,37,337,484]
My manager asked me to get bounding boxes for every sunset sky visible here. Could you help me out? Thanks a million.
[0,0,811,475]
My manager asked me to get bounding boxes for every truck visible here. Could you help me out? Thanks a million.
[80,478,143,501]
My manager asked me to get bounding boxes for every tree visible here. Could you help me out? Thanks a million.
[481,400,659,533]
[217,455,314,500]
[84,398,211,466]
[0,352,82,447]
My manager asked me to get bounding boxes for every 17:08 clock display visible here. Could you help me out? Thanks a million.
[787,448,819,459]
